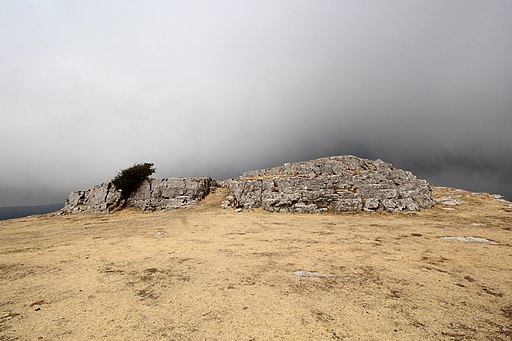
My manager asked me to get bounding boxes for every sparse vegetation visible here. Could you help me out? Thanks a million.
[112,163,155,199]
[1,187,511,340]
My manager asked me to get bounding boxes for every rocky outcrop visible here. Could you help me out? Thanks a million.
[62,177,214,214]
[64,182,122,214]
[221,155,434,212]
[62,155,434,215]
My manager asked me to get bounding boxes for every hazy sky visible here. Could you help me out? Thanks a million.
[1,0,511,206]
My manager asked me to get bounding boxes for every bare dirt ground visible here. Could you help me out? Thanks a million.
[1,187,511,340]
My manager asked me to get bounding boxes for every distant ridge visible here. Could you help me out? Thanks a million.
[0,203,64,221]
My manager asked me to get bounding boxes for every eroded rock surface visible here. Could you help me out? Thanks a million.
[221,155,434,212]
[63,182,121,214]
[62,177,214,214]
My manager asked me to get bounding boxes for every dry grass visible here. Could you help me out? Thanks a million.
[0,187,511,340]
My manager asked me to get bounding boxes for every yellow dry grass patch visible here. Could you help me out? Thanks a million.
[0,187,511,340]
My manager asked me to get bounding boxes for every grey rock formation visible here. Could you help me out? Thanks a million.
[62,177,214,214]
[63,155,433,215]
[221,155,434,212]
[64,182,122,214]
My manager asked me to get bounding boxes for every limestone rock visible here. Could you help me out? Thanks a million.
[222,155,434,213]
[63,182,122,214]
[62,155,433,215]
[436,197,462,206]
[439,236,497,244]
[130,177,213,211]
[62,177,213,214]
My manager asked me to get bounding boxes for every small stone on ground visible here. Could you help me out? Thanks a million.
[439,236,497,244]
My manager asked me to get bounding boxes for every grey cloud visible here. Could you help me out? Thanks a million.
[1,0,511,206]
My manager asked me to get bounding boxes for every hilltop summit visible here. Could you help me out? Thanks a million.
[222,155,434,212]
[62,155,434,214]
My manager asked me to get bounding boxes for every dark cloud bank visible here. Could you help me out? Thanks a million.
[1,1,511,207]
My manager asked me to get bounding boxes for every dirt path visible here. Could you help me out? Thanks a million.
[1,188,511,340]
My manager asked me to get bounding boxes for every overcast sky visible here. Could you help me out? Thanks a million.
[1,0,511,206]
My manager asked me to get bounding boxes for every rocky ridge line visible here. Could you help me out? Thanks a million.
[62,155,435,214]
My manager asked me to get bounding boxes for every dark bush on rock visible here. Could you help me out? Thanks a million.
[112,163,156,199]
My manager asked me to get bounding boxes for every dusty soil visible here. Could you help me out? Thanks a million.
[1,187,511,340]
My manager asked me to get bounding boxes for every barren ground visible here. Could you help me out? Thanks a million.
[1,187,511,340]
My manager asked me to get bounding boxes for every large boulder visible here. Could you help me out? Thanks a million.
[129,177,213,211]
[62,177,214,214]
[221,155,434,212]
[63,182,122,214]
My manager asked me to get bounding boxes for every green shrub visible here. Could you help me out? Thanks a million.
[112,163,156,199]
